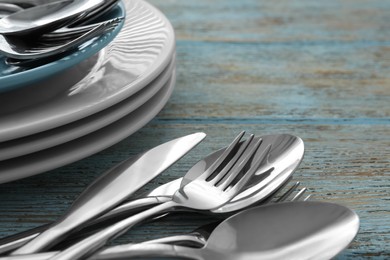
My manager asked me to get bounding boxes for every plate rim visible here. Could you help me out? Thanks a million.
[0,0,175,142]
[0,56,176,161]
[0,70,176,183]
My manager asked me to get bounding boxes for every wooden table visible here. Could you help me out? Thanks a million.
[0,0,389,258]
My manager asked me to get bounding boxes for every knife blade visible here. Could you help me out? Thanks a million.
[9,132,206,254]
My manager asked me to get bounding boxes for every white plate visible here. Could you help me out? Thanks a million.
[0,70,176,183]
[0,56,175,161]
[0,0,175,142]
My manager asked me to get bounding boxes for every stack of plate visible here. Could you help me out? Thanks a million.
[0,0,176,183]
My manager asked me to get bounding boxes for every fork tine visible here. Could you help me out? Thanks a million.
[291,187,307,201]
[199,131,245,180]
[224,143,272,194]
[303,194,312,201]
[216,138,261,189]
[216,137,262,190]
[208,134,254,185]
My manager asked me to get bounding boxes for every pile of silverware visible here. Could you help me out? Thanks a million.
[0,0,123,67]
[0,132,359,260]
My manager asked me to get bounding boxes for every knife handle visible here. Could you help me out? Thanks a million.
[0,196,169,254]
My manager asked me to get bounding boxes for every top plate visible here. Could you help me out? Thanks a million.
[0,1,125,92]
[0,0,175,142]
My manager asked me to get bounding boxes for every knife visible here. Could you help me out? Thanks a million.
[7,132,206,255]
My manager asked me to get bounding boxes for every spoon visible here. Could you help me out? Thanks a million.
[0,134,304,254]
[93,201,360,260]
[0,16,123,60]
[0,3,22,19]
[141,181,311,248]
[0,0,106,36]
[0,3,22,13]
[1,201,358,260]
[0,0,47,9]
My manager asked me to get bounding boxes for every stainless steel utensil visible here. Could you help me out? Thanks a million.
[0,0,48,9]
[0,182,309,260]
[42,132,269,260]
[9,132,206,254]
[0,0,106,36]
[142,181,311,248]
[0,134,303,254]
[71,0,119,27]
[0,16,123,60]
[0,3,22,18]
[93,201,359,260]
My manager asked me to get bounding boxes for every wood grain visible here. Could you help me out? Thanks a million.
[0,0,389,259]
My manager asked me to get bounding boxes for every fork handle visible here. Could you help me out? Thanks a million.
[92,243,202,260]
[49,200,179,260]
[0,243,201,260]
[0,196,168,255]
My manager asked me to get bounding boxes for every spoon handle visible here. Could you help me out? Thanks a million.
[91,243,202,260]
[51,200,178,260]
[0,243,201,260]
[0,196,171,254]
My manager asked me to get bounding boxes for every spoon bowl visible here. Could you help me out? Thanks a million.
[203,201,359,260]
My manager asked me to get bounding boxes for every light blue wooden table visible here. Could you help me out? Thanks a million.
[0,0,389,258]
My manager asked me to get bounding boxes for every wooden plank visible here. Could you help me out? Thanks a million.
[166,40,390,119]
[149,0,390,43]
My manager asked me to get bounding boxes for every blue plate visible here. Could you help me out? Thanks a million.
[0,1,125,93]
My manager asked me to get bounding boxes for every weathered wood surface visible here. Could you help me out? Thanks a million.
[0,0,389,258]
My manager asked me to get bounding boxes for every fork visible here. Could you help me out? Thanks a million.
[40,132,270,260]
[141,181,311,248]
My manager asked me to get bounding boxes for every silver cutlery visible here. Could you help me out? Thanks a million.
[91,201,359,260]
[3,17,123,67]
[39,20,121,41]
[71,0,120,27]
[0,3,22,18]
[0,181,309,260]
[0,0,107,36]
[0,0,49,9]
[8,132,206,254]
[0,134,303,254]
[0,16,123,60]
[141,181,311,248]
[39,132,269,259]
